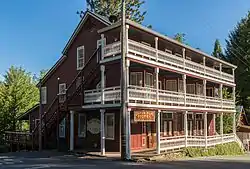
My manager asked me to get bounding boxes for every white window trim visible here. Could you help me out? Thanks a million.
[105,113,115,140]
[59,83,66,94]
[78,113,86,138]
[59,118,66,138]
[41,86,47,104]
[77,45,85,70]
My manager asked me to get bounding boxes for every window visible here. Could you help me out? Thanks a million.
[166,80,177,91]
[41,86,47,104]
[130,72,143,86]
[59,118,65,138]
[77,46,85,70]
[206,87,213,97]
[59,83,66,94]
[196,114,203,120]
[187,84,195,94]
[178,79,184,92]
[158,81,162,90]
[105,113,115,140]
[78,114,86,138]
[187,113,193,120]
[161,112,173,136]
[145,72,154,88]
[196,84,203,95]
[58,83,66,103]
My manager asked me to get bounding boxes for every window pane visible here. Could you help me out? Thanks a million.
[105,114,115,139]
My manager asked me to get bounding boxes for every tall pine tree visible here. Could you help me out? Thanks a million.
[225,11,250,117]
[212,39,223,59]
[86,0,146,23]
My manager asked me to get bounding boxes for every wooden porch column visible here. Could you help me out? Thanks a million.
[184,111,188,147]
[126,60,130,101]
[182,74,186,106]
[156,110,161,154]
[100,109,105,155]
[69,110,75,151]
[155,37,158,61]
[101,34,105,60]
[204,112,208,148]
[220,83,223,107]
[101,65,105,104]
[155,67,159,104]
[220,112,223,142]
[233,112,236,137]
[213,113,216,135]
[126,108,131,159]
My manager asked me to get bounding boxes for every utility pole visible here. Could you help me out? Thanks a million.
[120,0,130,160]
[39,81,42,151]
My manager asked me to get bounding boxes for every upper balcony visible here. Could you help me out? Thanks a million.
[103,40,235,86]
[99,21,236,87]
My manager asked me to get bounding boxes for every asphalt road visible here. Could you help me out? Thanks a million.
[0,151,249,169]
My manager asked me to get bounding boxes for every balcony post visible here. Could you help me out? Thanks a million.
[101,65,105,104]
[233,112,236,137]
[220,112,223,142]
[203,79,206,107]
[69,110,75,151]
[155,37,158,61]
[203,57,206,74]
[182,74,186,106]
[204,112,208,149]
[233,87,236,103]
[126,60,130,101]
[101,34,105,60]
[155,67,159,104]
[184,111,188,147]
[220,84,223,108]
[100,109,105,155]
[156,110,161,154]
[126,108,131,159]
[182,48,186,66]
[213,113,216,135]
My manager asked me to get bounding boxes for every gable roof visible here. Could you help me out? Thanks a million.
[62,11,111,55]
[17,104,39,121]
[37,11,111,87]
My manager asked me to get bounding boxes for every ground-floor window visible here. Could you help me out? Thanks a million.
[105,113,115,140]
[78,114,86,138]
[161,112,173,136]
[59,118,65,138]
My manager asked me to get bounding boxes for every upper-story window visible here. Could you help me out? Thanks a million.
[130,72,143,86]
[187,84,195,94]
[41,86,47,104]
[58,83,66,103]
[145,72,154,88]
[77,46,85,70]
[166,80,177,92]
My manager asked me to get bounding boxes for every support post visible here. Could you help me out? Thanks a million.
[100,109,105,155]
[204,112,208,148]
[182,48,186,67]
[155,67,159,104]
[203,79,207,107]
[233,112,236,137]
[70,110,74,151]
[101,34,105,60]
[155,37,158,61]
[126,59,130,102]
[213,113,216,135]
[220,84,223,108]
[184,111,188,147]
[183,74,186,106]
[156,110,161,154]
[101,65,105,104]
[120,0,130,160]
[220,112,224,142]
[126,108,131,159]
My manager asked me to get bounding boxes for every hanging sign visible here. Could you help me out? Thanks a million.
[134,110,155,122]
[87,118,100,134]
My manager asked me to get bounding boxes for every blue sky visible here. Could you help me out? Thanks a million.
[0,0,249,78]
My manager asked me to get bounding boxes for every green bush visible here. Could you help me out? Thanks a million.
[184,142,244,157]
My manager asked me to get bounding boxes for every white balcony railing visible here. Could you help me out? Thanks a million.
[160,134,235,152]
[84,86,235,111]
[103,40,235,84]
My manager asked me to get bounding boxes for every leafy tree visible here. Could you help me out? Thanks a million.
[0,66,39,132]
[173,33,187,44]
[86,0,146,23]
[224,11,250,117]
[212,39,224,59]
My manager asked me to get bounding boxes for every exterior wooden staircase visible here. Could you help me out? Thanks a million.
[4,47,101,151]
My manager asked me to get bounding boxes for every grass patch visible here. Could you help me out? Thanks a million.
[184,142,244,157]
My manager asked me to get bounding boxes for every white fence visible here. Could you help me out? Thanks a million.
[160,134,235,151]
